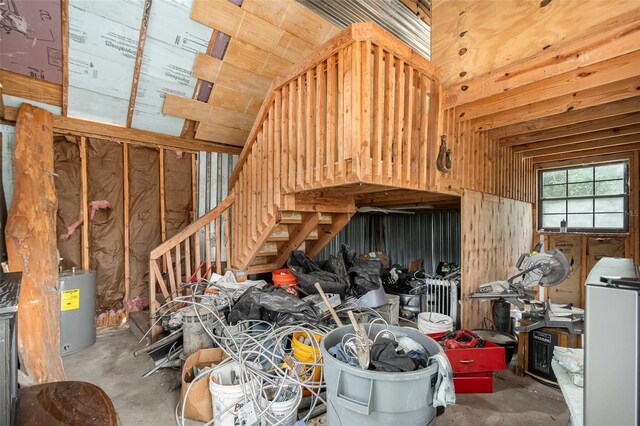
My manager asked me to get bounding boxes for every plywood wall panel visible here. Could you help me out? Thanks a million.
[461,189,533,329]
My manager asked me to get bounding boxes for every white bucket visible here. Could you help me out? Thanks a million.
[209,361,259,426]
[260,385,302,426]
[417,312,454,334]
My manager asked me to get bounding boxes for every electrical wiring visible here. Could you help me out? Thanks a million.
[161,288,330,426]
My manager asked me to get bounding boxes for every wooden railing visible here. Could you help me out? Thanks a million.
[148,194,234,319]
[228,22,442,269]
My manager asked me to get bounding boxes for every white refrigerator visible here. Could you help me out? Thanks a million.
[584,257,639,426]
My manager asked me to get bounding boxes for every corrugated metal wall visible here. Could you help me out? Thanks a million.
[196,151,238,261]
[317,210,460,273]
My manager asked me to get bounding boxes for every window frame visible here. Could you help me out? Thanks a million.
[537,161,629,233]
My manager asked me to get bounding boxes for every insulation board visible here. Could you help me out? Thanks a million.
[0,0,63,83]
[131,0,213,135]
[67,0,144,124]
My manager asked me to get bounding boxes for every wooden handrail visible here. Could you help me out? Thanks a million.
[150,192,235,259]
[229,22,441,188]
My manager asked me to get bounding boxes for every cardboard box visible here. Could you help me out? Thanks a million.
[180,348,228,422]
[359,251,390,268]
[547,235,583,307]
[586,237,625,272]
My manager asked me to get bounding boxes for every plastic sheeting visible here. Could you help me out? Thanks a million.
[54,137,82,269]
[164,150,193,239]
[128,146,161,301]
[87,138,124,309]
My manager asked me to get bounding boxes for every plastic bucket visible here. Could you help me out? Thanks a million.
[181,306,215,358]
[418,312,454,334]
[321,324,442,425]
[209,361,259,426]
[291,331,323,397]
[272,269,297,288]
[260,385,302,426]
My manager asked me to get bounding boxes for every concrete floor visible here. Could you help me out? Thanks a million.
[64,330,570,426]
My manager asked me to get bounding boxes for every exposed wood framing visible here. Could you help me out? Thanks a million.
[61,0,69,116]
[126,0,153,128]
[0,71,62,107]
[2,107,241,154]
[160,148,166,242]
[500,112,640,147]
[80,137,90,270]
[471,76,640,132]
[123,144,130,302]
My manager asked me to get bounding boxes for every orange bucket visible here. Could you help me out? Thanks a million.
[272,269,298,288]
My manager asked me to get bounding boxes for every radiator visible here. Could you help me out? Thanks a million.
[410,277,460,327]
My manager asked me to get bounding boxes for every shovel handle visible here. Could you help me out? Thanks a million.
[315,282,343,326]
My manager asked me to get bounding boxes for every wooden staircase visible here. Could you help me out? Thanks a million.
[148,23,443,339]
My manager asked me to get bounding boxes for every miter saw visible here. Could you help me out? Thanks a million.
[469,248,583,333]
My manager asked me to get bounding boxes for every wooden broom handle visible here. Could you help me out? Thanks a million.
[314,282,343,326]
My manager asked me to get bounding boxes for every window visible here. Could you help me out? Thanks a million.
[538,161,629,232]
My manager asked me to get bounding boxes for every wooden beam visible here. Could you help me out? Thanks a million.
[274,212,322,267]
[470,76,640,132]
[458,50,640,121]
[6,104,66,382]
[160,149,166,242]
[305,213,353,258]
[500,112,640,146]
[61,0,69,116]
[524,134,640,158]
[123,144,130,302]
[80,137,90,270]
[513,124,640,153]
[126,0,152,127]
[443,20,640,108]
[2,106,241,154]
[0,70,62,106]
[532,141,640,163]
[489,97,640,139]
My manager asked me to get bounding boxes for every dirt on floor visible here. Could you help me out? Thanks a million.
[63,330,569,426]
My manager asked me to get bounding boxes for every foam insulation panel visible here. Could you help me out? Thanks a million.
[0,0,63,83]
[0,125,15,211]
[2,94,62,115]
[67,0,144,124]
[131,0,213,135]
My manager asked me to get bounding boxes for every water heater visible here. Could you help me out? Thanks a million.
[59,269,96,356]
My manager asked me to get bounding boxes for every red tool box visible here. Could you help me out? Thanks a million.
[428,330,506,393]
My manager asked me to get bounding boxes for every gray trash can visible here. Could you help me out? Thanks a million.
[59,269,96,356]
[321,324,442,425]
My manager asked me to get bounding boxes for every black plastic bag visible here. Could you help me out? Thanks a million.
[339,245,381,297]
[227,286,320,325]
[287,251,349,296]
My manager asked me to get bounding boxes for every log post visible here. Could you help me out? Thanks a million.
[6,104,66,382]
